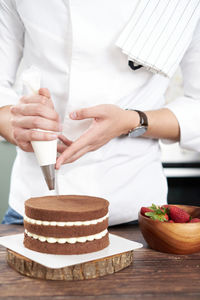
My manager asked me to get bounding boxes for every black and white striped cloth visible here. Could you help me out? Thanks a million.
[116,0,200,77]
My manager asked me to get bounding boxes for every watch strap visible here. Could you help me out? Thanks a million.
[134,110,148,127]
[125,109,148,137]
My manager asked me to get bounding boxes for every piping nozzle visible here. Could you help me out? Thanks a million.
[41,164,55,190]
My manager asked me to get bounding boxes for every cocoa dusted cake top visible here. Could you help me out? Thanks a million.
[25,195,109,222]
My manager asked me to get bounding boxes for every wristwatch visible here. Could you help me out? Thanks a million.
[126,109,148,138]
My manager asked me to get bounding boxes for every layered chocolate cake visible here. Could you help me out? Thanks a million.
[23,195,109,255]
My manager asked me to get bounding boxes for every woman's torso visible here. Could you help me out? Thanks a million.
[9,0,169,224]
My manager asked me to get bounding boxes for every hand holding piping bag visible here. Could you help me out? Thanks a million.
[10,67,60,190]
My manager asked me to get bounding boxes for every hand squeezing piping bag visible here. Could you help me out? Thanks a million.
[22,67,57,190]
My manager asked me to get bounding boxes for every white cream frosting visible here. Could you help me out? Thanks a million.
[24,213,108,226]
[25,229,108,244]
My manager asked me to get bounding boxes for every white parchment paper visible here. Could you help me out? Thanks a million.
[0,233,143,269]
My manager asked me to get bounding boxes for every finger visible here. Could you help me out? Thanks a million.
[11,103,59,121]
[13,127,58,142]
[19,95,54,109]
[18,142,33,152]
[56,134,91,168]
[58,134,72,146]
[38,88,51,99]
[70,105,104,120]
[12,116,61,132]
[56,145,90,169]
[57,144,68,153]
[63,146,90,163]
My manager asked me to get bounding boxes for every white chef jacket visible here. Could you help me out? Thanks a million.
[0,0,200,225]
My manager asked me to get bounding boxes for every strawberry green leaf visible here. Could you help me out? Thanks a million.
[145,212,155,217]
[150,204,158,211]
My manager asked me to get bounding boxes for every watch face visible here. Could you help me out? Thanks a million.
[129,126,147,138]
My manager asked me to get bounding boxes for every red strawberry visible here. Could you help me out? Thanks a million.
[162,205,171,209]
[168,220,174,223]
[164,214,169,221]
[160,208,169,221]
[169,206,190,223]
[141,204,169,222]
[189,218,200,223]
[141,207,153,217]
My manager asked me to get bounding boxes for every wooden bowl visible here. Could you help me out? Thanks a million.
[139,205,200,255]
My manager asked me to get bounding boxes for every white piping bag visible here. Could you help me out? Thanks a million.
[22,66,57,190]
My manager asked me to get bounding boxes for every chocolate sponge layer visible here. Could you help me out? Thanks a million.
[24,219,108,238]
[24,233,109,255]
[25,195,109,222]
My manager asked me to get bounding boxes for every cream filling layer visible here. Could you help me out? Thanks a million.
[24,213,108,227]
[25,229,108,244]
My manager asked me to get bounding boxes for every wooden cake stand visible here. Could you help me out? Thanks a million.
[7,249,133,280]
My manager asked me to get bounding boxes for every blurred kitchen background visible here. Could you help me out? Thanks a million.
[0,68,200,222]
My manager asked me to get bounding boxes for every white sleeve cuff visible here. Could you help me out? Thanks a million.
[165,96,200,152]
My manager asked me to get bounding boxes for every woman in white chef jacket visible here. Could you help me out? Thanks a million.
[0,0,200,225]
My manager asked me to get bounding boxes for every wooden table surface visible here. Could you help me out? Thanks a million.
[0,224,200,300]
